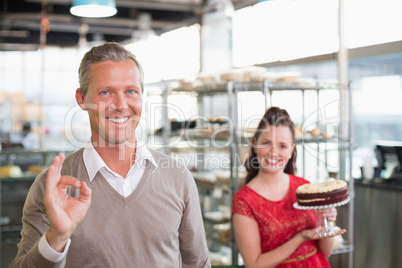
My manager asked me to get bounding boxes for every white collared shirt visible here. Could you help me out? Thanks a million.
[83,142,158,197]
[39,142,157,262]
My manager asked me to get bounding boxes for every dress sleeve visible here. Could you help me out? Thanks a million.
[232,189,254,219]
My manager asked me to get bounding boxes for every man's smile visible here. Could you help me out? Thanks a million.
[107,116,130,124]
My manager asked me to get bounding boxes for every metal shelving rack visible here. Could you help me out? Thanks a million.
[154,79,353,267]
[228,80,354,267]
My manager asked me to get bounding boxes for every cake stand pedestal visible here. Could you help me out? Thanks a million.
[293,197,350,237]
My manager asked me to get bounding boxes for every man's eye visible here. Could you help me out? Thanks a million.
[100,91,109,95]
[127,90,138,95]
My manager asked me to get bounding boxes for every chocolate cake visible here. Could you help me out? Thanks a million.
[296,180,348,207]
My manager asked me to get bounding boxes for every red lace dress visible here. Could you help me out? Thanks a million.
[232,174,330,268]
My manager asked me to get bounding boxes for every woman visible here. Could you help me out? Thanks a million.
[232,107,345,268]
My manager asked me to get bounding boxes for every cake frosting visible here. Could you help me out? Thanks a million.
[296,180,348,207]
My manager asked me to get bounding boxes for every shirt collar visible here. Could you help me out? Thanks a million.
[83,142,158,182]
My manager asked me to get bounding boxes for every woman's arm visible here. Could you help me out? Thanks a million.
[233,214,306,268]
[233,211,346,268]
[317,237,335,258]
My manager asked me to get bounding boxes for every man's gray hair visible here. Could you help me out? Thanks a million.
[78,42,144,96]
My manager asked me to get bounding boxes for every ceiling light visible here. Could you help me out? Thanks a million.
[70,0,117,18]
[204,0,234,17]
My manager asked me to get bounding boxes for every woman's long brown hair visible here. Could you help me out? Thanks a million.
[244,106,297,184]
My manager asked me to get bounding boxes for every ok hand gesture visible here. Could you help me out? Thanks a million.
[44,153,92,252]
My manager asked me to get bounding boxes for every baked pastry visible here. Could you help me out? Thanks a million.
[310,128,320,137]
[0,165,23,177]
[296,180,348,207]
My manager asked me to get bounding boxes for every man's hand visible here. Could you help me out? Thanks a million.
[44,153,92,252]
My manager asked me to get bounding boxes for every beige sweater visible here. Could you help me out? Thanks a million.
[10,148,211,268]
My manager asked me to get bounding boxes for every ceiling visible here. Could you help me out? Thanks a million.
[0,0,257,50]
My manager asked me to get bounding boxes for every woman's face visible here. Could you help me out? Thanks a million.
[254,125,295,174]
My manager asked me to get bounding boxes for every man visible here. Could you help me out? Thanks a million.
[10,42,211,267]
[21,121,40,149]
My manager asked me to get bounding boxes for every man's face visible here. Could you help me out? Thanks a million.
[76,60,143,147]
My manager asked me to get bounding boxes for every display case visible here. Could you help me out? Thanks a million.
[0,149,73,267]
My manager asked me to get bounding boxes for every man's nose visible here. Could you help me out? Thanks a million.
[110,93,127,111]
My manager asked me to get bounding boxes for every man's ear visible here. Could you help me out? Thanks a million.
[75,88,87,110]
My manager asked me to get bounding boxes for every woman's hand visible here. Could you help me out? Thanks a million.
[300,207,345,240]
[44,153,92,252]
[301,227,346,241]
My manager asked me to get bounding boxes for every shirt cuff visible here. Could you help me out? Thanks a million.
[38,233,71,263]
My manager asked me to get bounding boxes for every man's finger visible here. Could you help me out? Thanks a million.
[46,156,61,190]
[55,153,65,178]
[46,153,67,192]
[79,182,92,203]
[59,176,82,189]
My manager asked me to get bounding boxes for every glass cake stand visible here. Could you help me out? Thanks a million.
[293,197,350,237]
